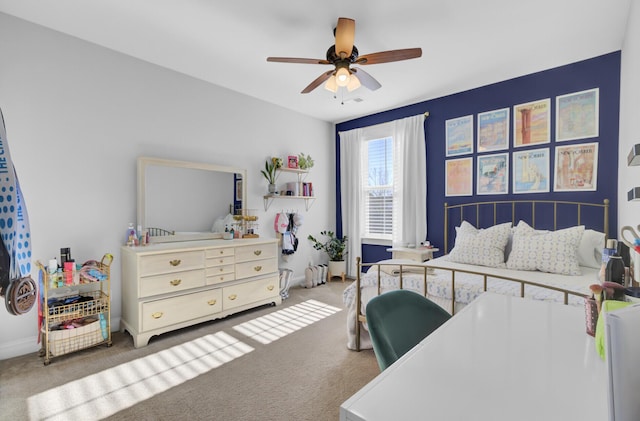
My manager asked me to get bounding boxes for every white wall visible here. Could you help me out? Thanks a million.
[619,0,640,230]
[0,13,334,359]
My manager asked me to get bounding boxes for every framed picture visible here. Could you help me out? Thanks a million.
[445,115,473,157]
[512,148,550,194]
[235,179,243,200]
[556,88,599,142]
[445,157,473,196]
[554,142,598,192]
[513,98,551,148]
[477,108,509,153]
[287,155,298,169]
[477,153,509,195]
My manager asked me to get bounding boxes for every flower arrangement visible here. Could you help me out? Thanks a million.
[298,153,314,170]
[307,230,348,261]
[261,159,277,184]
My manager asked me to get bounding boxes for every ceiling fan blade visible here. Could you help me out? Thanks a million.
[351,67,381,91]
[355,48,422,65]
[335,17,355,58]
[301,70,335,94]
[267,57,331,65]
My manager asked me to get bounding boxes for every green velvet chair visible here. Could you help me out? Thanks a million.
[366,289,452,371]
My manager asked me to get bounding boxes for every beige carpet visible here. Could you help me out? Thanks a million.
[0,281,379,421]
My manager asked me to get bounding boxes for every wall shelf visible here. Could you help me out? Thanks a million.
[263,167,315,211]
[263,194,316,211]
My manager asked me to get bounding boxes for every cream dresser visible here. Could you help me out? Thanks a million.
[121,238,280,347]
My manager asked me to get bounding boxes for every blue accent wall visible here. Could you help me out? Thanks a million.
[336,52,621,261]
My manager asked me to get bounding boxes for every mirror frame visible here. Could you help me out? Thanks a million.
[137,156,247,243]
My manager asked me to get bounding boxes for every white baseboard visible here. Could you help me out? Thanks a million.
[0,334,40,360]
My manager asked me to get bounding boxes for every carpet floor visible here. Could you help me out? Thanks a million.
[0,281,379,421]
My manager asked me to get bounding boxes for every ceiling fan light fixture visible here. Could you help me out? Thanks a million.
[267,17,421,94]
[346,74,361,92]
[324,75,338,93]
[335,67,350,87]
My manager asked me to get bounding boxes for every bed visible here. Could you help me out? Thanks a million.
[344,199,610,351]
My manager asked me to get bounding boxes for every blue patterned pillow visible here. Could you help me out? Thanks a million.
[448,221,512,268]
[506,221,584,275]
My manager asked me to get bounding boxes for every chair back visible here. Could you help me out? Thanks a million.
[366,289,451,371]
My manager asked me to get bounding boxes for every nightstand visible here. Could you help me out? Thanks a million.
[386,247,438,262]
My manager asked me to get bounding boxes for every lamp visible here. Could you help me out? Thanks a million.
[324,75,338,93]
[346,74,361,92]
[335,67,350,87]
[324,63,361,93]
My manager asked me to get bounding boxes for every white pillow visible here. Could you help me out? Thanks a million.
[506,221,584,275]
[577,229,605,269]
[448,221,512,268]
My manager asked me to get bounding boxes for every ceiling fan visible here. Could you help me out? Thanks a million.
[266,17,422,94]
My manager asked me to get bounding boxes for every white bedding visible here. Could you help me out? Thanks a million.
[343,255,598,350]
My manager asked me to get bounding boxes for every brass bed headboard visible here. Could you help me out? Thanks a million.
[443,199,610,254]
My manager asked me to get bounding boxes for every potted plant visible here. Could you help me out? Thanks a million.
[308,230,348,280]
[298,153,314,170]
[261,158,278,194]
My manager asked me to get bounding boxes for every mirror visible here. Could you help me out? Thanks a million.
[137,157,246,243]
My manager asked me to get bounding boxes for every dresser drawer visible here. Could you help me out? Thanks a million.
[236,258,278,279]
[206,272,235,285]
[206,255,235,268]
[235,243,277,263]
[139,250,204,276]
[142,288,222,332]
[223,276,279,310]
[139,269,205,298]
[205,247,235,259]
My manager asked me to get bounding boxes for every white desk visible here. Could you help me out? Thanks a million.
[386,246,438,262]
[340,293,607,421]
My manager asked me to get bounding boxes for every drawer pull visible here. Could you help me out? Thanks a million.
[228,294,237,301]
[208,299,217,306]
[169,259,181,267]
[170,279,182,286]
[219,259,224,264]
[219,277,224,281]
[254,266,262,272]
[152,312,163,319]
[253,250,262,256]
[219,268,224,272]
[219,250,224,255]
[267,285,275,291]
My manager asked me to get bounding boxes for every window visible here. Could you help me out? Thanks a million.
[363,137,394,240]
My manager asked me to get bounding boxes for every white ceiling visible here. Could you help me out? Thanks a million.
[0,0,632,123]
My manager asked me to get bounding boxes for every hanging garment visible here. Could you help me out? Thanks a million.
[274,212,289,234]
[282,231,295,255]
[281,212,299,255]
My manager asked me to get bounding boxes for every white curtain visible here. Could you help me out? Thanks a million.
[339,128,363,277]
[339,114,427,275]
[393,115,427,246]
